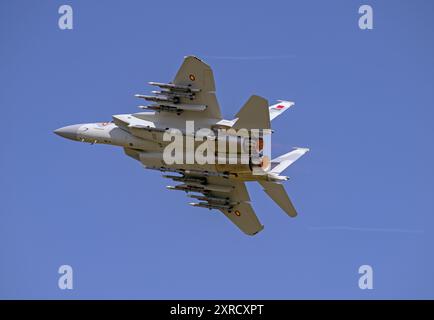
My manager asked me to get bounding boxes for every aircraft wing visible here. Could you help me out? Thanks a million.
[165,173,263,235]
[207,176,264,236]
[172,56,222,120]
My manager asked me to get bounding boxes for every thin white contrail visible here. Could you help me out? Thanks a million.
[308,226,424,234]
[202,54,296,60]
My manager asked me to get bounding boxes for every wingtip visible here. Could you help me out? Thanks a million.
[247,224,265,236]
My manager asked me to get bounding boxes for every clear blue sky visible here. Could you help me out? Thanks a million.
[1,0,433,299]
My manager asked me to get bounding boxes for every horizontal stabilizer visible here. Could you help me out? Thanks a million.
[270,147,309,174]
[258,181,297,217]
[269,100,295,121]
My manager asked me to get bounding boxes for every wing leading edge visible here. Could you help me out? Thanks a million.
[165,173,264,236]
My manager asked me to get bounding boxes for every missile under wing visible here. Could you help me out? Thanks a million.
[137,56,222,119]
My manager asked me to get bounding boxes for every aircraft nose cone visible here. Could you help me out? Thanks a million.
[54,124,81,141]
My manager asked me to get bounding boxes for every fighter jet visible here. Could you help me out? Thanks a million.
[54,56,308,235]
